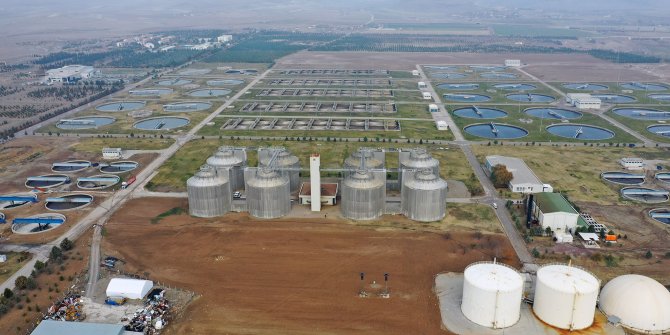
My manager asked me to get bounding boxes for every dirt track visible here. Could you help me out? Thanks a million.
[103,198,519,335]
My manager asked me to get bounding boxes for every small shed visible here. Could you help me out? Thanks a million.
[578,232,600,246]
[428,104,439,113]
[106,278,153,300]
[418,81,427,89]
[0,254,6,262]
[102,148,123,160]
[411,70,420,76]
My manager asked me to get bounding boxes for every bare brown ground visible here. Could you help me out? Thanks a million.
[277,51,670,81]
[103,197,520,335]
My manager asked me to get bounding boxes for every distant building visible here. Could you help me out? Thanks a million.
[485,155,547,193]
[217,34,233,43]
[422,92,433,100]
[412,70,420,76]
[505,59,521,67]
[102,148,122,160]
[428,104,439,113]
[45,65,95,84]
[436,120,449,130]
[531,192,580,233]
[620,157,644,170]
[566,93,601,110]
[143,42,155,49]
[299,182,337,206]
[0,254,6,263]
[190,42,215,50]
[418,81,427,89]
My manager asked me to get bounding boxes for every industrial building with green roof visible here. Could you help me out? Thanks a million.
[531,193,580,234]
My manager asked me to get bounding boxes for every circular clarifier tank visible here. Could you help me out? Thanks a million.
[207,79,244,86]
[25,174,70,189]
[546,124,614,140]
[45,194,93,211]
[178,69,211,76]
[99,161,138,174]
[188,88,231,97]
[481,72,518,79]
[621,187,669,203]
[647,125,670,137]
[563,83,609,91]
[464,123,528,139]
[0,193,37,210]
[494,83,536,91]
[437,83,479,90]
[12,213,66,234]
[620,82,668,91]
[525,108,582,120]
[507,93,555,103]
[133,116,190,130]
[157,78,192,86]
[76,175,120,190]
[648,94,670,102]
[163,102,212,112]
[129,88,173,96]
[613,108,670,120]
[470,65,506,72]
[56,116,115,130]
[443,93,491,102]
[657,172,670,184]
[454,107,508,119]
[432,72,467,79]
[649,208,670,225]
[51,160,91,173]
[96,101,145,112]
[601,171,645,185]
[592,94,636,103]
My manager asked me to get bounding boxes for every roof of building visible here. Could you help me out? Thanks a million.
[533,192,578,214]
[46,65,94,77]
[32,320,124,335]
[578,232,599,241]
[299,182,338,197]
[485,155,542,186]
[599,274,670,333]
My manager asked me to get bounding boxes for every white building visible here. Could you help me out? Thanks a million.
[485,155,546,193]
[436,120,449,130]
[531,192,580,233]
[411,70,420,76]
[45,65,95,84]
[504,59,521,67]
[217,35,233,43]
[620,157,644,170]
[428,104,439,113]
[0,254,6,262]
[102,148,122,160]
[422,92,433,100]
[566,93,601,109]
[106,278,153,300]
[418,81,427,89]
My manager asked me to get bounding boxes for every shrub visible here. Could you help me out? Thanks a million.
[644,250,653,259]
[59,238,74,251]
[14,276,28,290]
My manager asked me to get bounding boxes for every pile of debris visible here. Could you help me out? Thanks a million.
[124,289,170,334]
[44,294,86,321]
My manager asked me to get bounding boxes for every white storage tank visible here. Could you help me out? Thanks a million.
[533,264,600,330]
[461,261,523,329]
[598,274,670,334]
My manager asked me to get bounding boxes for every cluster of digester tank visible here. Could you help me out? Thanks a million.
[458,261,670,334]
[186,146,449,223]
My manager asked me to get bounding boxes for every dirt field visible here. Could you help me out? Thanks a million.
[103,197,519,335]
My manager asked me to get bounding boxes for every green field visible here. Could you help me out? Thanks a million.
[0,252,32,284]
[492,24,593,38]
[472,145,670,205]
[72,137,175,153]
[148,139,473,192]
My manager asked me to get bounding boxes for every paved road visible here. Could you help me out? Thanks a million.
[0,68,273,294]
[416,65,465,141]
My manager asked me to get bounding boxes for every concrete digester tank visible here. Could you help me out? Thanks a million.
[186,165,231,218]
[533,264,600,330]
[398,148,440,185]
[461,261,524,329]
[401,169,448,222]
[258,148,300,192]
[343,147,385,171]
[206,146,247,192]
[244,167,291,219]
[341,167,386,220]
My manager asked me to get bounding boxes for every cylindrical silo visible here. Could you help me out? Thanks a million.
[259,149,300,192]
[340,169,385,220]
[245,168,291,219]
[187,165,231,218]
[461,261,523,329]
[533,264,600,330]
[398,148,440,185]
[344,147,385,170]
[401,169,448,222]
[206,146,247,191]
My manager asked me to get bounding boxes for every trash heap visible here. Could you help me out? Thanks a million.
[43,294,86,321]
[124,289,170,335]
